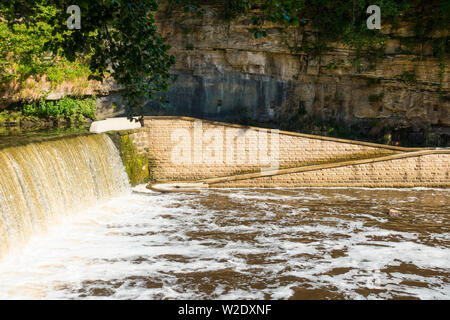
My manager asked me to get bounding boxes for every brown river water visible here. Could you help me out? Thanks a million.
[0,187,448,299]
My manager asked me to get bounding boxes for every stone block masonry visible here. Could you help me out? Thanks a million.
[137,116,449,188]
[106,117,448,188]
[206,150,450,188]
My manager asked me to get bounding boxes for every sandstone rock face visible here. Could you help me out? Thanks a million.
[0,75,120,104]
[150,6,449,145]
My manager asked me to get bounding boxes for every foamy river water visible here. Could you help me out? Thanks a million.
[0,188,448,299]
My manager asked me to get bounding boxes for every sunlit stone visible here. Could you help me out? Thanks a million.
[89,117,141,133]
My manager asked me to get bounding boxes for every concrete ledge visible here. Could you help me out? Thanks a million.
[90,117,141,133]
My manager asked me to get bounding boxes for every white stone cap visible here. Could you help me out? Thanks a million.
[89,117,141,133]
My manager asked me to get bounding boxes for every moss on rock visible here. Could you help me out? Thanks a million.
[119,134,149,186]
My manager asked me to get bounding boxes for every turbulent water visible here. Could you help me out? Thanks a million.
[0,187,448,300]
[0,134,130,258]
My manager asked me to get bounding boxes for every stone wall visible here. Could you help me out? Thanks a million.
[208,151,450,188]
[143,116,414,182]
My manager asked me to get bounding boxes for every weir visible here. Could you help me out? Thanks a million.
[0,134,130,258]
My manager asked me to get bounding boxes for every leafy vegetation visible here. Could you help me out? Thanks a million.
[368,92,384,103]
[0,110,21,123]
[398,71,419,86]
[1,0,175,118]
[0,4,62,84]
[45,59,92,87]
[0,97,96,126]
[21,97,96,122]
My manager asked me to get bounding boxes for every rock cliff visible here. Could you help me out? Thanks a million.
[152,6,449,146]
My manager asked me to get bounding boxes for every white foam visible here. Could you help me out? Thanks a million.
[0,188,448,300]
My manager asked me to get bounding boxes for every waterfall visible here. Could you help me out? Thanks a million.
[0,134,130,258]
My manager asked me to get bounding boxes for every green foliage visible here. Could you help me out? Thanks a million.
[46,59,92,86]
[0,4,93,88]
[0,110,21,123]
[0,5,57,83]
[368,92,384,103]
[171,1,408,53]
[324,59,345,70]
[398,71,417,84]
[21,97,96,122]
[167,0,206,16]
[1,0,176,118]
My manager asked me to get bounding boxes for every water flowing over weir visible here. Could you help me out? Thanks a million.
[0,134,130,257]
